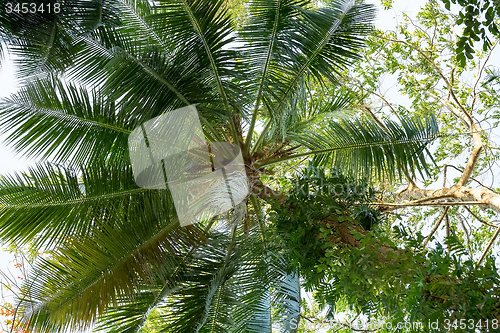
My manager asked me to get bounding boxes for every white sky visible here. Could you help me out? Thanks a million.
[0,54,32,175]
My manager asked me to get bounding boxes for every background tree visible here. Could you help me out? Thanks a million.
[307,0,500,330]
[439,0,500,66]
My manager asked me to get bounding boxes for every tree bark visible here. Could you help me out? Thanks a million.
[398,183,500,214]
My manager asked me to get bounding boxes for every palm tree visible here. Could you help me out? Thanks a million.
[0,0,438,331]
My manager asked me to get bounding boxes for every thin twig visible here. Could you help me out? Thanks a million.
[457,213,472,254]
[464,206,499,228]
[442,164,448,188]
[422,207,449,248]
[378,36,473,124]
[362,105,389,132]
[444,164,499,193]
[344,76,399,115]
[445,213,451,253]
[471,41,498,111]
[476,226,500,267]
[372,201,487,207]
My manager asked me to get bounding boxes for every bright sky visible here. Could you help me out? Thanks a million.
[0,55,31,175]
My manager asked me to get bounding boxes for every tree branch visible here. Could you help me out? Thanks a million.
[476,226,500,267]
[398,185,500,214]
[464,206,499,228]
[387,38,484,187]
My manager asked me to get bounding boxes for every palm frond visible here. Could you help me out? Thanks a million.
[93,288,163,333]
[294,0,375,83]
[71,21,237,128]
[484,67,500,87]
[241,0,307,146]
[0,0,122,77]
[160,229,246,333]
[148,0,242,113]
[16,188,205,331]
[274,270,300,333]
[0,40,4,67]
[283,85,361,139]
[0,76,132,166]
[93,244,202,333]
[0,163,155,247]
[155,226,294,333]
[253,0,375,139]
[65,0,175,88]
[288,113,439,180]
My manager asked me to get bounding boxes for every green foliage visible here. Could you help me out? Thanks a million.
[0,0,392,329]
[313,226,500,332]
[439,0,500,66]
[2,0,498,331]
[138,308,164,333]
[270,164,500,331]
[0,76,132,166]
[290,112,439,181]
[0,163,152,248]
[355,0,500,194]
[271,164,382,285]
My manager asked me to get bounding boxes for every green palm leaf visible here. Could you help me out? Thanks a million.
[283,85,361,141]
[13,166,206,330]
[288,113,439,180]
[249,0,376,141]
[274,270,300,333]
[0,0,122,76]
[161,229,255,333]
[147,0,242,113]
[94,288,165,333]
[0,76,132,166]
[20,219,204,332]
[95,226,298,333]
[241,0,307,149]
[0,161,161,248]
[93,246,201,333]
